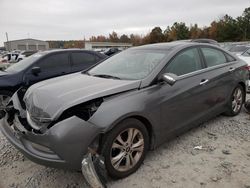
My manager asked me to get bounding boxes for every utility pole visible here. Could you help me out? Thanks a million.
[5,32,9,51]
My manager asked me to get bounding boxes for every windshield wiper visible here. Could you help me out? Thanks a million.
[93,74,121,80]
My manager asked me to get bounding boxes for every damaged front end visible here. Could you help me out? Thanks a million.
[1,89,108,188]
[82,148,108,188]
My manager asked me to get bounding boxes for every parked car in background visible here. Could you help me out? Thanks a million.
[191,38,220,46]
[0,49,107,117]
[229,45,250,55]
[1,52,20,63]
[1,42,248,185]
[0,50,8,56]
[222,44,236,51]
[0,62,10,71]
[11,50,22,54]
[0,53,10,70]
[238,48,250,92]
[179,39,220,46]
[17,50,38,62]
[103,47,121,56]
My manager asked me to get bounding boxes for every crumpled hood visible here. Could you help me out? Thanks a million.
[24,73,141,119]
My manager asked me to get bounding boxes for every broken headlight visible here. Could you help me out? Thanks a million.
[26,108,52,130]
[57,98,103,122]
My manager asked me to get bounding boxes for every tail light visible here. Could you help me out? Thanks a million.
[242,65,250,72]
[245,66,250,71]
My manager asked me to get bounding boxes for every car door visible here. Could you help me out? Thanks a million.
[24,52,71,85]
[159,47,212,136]
[70,52,99,72]
[199,47,237,111]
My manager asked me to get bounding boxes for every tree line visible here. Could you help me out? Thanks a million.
[48,7,250,48]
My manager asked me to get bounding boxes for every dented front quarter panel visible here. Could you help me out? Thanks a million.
[88,85,163,147]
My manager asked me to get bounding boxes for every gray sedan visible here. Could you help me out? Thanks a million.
[1,42,249,182]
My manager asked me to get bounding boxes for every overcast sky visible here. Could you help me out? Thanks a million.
[0,0,249,46]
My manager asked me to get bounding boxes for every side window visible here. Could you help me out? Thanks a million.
[201,47,227,67]
[38,53,69,70]
[164,48,202,76]
[224,53,236,62]
[72,52,97,67]
[243,49,250,57]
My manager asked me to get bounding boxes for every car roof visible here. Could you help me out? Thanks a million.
[36,49,107,57]
[237,44,250,46]
[42,49,97,53]
[131,41,216,51]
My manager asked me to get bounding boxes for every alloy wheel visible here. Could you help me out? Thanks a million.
[110,128,144,172]
[232,88,243,113]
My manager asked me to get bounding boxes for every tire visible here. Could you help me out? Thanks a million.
[224,84,245,116]
[0,90,13,118]
[101,118,149,179]
[243,99,250,114]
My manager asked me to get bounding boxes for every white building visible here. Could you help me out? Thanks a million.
[4,38,49,51]
[85,42,132,50]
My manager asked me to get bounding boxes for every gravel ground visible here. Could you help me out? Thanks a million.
[0,94,249,188]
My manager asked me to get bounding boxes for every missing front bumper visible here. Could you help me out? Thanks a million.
[81,149,107,188]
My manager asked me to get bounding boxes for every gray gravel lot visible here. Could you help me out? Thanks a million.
[0,94,250,188]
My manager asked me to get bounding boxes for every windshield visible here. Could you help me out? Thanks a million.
[229,46,248,53]
[88,49,168,80]
[5,52,45,72]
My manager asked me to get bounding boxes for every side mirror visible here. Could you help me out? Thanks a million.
[31,67,41,76]
[159,73,178,86]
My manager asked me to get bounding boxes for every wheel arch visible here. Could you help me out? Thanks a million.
[238,81,246,102]
[129,115,155,150]
[97,114,156,151]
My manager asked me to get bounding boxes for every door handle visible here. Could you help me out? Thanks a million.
[200,79,209,85]
[229,67,235,72]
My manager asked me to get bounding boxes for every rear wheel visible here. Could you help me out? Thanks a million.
[224,85,245,116]
[101,118,149,179]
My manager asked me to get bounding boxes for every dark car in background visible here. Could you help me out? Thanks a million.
[103,47,121,56]
[0,49,106,116]
[1,42,248,183]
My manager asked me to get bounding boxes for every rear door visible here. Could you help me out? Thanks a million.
[70,52,100,72]
[199,46,238,111]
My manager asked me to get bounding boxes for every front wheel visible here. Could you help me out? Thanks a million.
[101,118,149,179]
[0,90,13,118]
[224,85,245,116]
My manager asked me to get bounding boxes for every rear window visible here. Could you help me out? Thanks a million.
[224,53,236,62]
[242,49,250,57]
[201,47,227,67]
[72,52,97,66]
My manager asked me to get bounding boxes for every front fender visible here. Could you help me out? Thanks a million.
[88,86,162,147]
